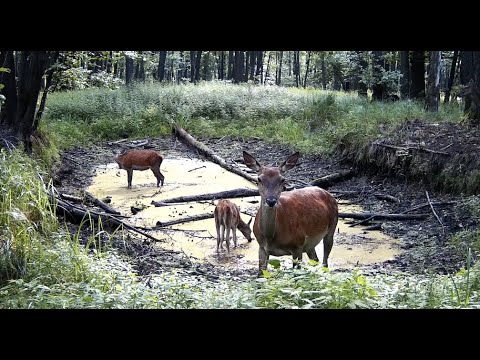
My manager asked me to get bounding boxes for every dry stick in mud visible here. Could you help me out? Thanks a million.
[425,191,445,235]
[372,142,450,156]
[84,191,121,215]
[51,195,163,243]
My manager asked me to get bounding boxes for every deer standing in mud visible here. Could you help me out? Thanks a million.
[115,149,165,189]
[214,199,253,253]
[243,151,338,275]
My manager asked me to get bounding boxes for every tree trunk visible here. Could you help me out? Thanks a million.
[194,50,202,83]
[460,51,474,112]
[264,52,272,85]
[233,51,244,83]
[303,51,311,88]
[125,54,134,86]
[276,51,283,86]
[372,51,386,100]
[400,51,410,98]
[321,52,327,90]
[410,51,425,99]
[227,51,234,80]
[189,51,196,83]
[134,51,141,79]
[15,51,48,153]
[106,51,113,74]
[249,51,256,81]
[425,51,442,112]
[218,51,225,80]
[444,51,458,104]
[33,51,60,131]
[462,52,480,125]
[256,51,263,84]
[0,51,18,127]
[244,51,250,82]
[357,51,368,96]
[139,52,145,82]
[157,51,167,82]
[293,51,301,87]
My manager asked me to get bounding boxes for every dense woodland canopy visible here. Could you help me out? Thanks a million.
[1,50,480,151]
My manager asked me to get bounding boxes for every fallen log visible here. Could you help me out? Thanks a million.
[152,188,259,206]
[154,213,214,228]
[373,142,450,156]
[364,223,383,231]
[309,169,355,189]
[60,193,83,203]
[338,212,429,221]
[51,195,163,242]
[374,193,400,204]
[171,121,258,184]
[84,191,121,215]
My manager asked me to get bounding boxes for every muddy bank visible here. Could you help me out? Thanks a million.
[53,134,478,278]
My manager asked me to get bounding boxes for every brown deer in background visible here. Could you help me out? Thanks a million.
[115,149,165,189]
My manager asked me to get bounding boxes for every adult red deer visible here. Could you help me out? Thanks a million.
[243,151,338,274]
[115,149,165,189]
[214,199,253,253]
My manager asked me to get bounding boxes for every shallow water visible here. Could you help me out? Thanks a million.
[87,157,402,271]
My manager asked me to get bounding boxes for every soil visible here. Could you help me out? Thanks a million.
[52,120,480,280]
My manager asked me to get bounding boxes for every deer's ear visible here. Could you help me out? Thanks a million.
[243,151,262,172]
[280,152,299,172]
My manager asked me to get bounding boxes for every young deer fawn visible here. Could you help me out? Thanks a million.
[115,149,165,189]
[214,199,253,253]
[243,150,338,274]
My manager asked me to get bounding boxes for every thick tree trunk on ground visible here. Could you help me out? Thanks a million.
[425,51,441,112]
[444,51,458,104]
[152,188,259,207]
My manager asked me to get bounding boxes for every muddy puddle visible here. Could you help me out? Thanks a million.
[87,157,402,271]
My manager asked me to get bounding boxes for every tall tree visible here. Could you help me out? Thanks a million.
[264,52,272,85]
[460,51,474,113]
[0,51,18,128]
[321,52,327,90]
[425,51,441,112]
[293,51,301,87]
[410,51,425,99]
[157,51,167,82]
[372,51,386,100]
[125,53,134,86]
[218,51,225,80]
[356,51,368,96]
[194,51,202,83]
[461,51,480,125]
[276,51,283,86]
[303,51,312,88]
[227,51,234,80]
[256,51,263,84]
[400,51,410,98]
[444,51,459,104]
[233,51,244,83]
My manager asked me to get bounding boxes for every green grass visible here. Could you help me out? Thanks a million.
[44,82,464,155]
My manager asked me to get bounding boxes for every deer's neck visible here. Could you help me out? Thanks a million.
[260,203,277,239]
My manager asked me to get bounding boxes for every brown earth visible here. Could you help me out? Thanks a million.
[52,120,480,279]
